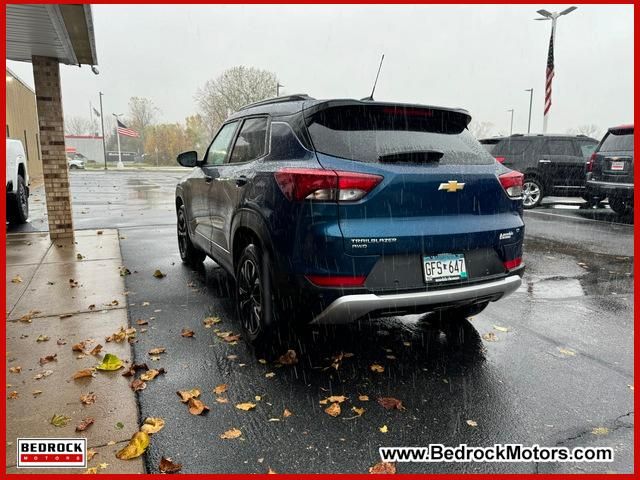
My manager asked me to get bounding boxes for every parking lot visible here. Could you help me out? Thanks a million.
[6,169,633,473]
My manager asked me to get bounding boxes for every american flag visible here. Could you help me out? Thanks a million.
[117,120,139,138]
[544,26,555,116]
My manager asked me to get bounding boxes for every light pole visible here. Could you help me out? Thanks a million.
[112,113,124,169]
[99,92,107,170]
[525,88,533,133]
[535,6,577,133]
[507,109,514,136]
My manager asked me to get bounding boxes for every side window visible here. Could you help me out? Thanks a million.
[228,117,268,164]
[204,122,238,165]
[543,139,576,156]
[577,141,597,157]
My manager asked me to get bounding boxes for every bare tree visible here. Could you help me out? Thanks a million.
[467,121,495,139]
[64,116,93,136]
[195,66,279,138]
[567,124,602,140]
[128,97,159,134]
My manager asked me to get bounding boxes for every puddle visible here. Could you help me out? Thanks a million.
[529,277,585,299]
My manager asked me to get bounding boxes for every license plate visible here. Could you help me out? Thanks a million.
[423,254,468,283]
[610,161,625,171]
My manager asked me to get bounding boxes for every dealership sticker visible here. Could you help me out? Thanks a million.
[17,438,87,468]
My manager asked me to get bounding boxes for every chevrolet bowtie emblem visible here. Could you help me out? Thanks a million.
[438,180,465,192]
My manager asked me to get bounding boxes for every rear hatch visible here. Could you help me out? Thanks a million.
[591,126,634,183]
[303,102,523,286]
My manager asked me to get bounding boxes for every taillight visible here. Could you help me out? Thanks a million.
[586,153,596,172]
[494,156,506,164]
[274,168,383,202]
[504,257,522,270]
[305,275,366,287]
[498,170,524,198]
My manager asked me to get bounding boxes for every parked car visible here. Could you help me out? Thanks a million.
[175,95,525,349]
[490,134,599,208]
[5,138,30,224]
[67,155,86,169]
[479,136,506,154]
[586,124,634,215]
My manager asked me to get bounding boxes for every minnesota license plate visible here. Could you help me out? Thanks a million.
[423,253,468,283]
[610,161,625,171]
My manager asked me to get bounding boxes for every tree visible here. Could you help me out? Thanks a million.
[65,116,93,136]
[467,121,494,139]
[567,124,602,140]
[128,97,159,136]
[195,66,279,137]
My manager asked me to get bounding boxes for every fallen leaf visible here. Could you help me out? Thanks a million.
[149,347,166,355]
[213,384,228,395]
[215,397,229,404]
[493,325,510,332]
[98,463,108,470]
[258,358,267,364]
[77,253,85,260]
[370,364,385,373]
[379,425,388,433]
[482,332,498,342]
[220,428,242,439]
[39,354,57,366]
[88,304,96,310]
[140,368,165,381]
[203,316,222,328]
[369,461,396,474]
[57,338,67,345]
[181,328,195,338]
[32,390,43,396]
[627,384,634,391]
[73,368,96,380]
[34,370,53,380]
[7,391,18,399]
[72,341,87,352]
[558,347,576,357]
[76,417,95,432]
[116,422,124,429]
[466,419,478,427]
[20,310,41,323]
[11,274,23,283]
[85,467,98,474]
[116,431,150,460]
[277,349,298,365]
[378,397,405,411]
[153,270,166,279]
[358,395,370,402]
[235,402,257,411]
[265,372,276,378]
[122,363,149,377]
[351,406,365,417]
[130,379,147,392]
[80,392,97,405]
[188,398,210,415]
[140,417,165,434]
[136,319,148,325]
[95,353,124,371]
[51,414,71,427]
[159,456,182,473]
[267,467,277,474]
[325,402,341,417]
[36,334,50,342]
[592,426,609,435]
[89,344,103,356]
[87,449,98,461]
[119,266,131,276]
[9,366,21,374]
[177,389,201,402]
[282,408,293,418]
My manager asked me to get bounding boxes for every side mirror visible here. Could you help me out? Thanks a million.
[177,150,198,168]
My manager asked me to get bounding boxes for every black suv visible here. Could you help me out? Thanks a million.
[491,134,599,208]
[586,125,634,215]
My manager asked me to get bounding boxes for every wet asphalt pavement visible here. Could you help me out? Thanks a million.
[8,170,634,473]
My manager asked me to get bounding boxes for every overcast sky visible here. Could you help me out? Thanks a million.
[7,4,633,137]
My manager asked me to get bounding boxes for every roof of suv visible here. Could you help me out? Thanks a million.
[227,94,471,121]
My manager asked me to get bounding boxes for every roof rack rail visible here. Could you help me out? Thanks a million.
[238,94,315,111]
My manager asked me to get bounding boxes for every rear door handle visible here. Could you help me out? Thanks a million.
[235,175,248,187]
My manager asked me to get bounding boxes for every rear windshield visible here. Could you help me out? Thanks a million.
[305,105,494,165]
[600,130,634,152]
[492,138,532,155]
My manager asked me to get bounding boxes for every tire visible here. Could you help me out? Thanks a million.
[69,164,78,170]
[522,177,544,209]
[176,204,205,265]
[235,243,281,352]
[608,197,633,216]
[581,194,600,208]
[7,175,29,224]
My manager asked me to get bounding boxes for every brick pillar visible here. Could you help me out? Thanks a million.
[32,56,74,240]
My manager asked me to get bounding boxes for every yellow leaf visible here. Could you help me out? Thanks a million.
[85,467,98,474]
[370,364,385,373]
[148,347,166,355]
[140,369,162,381]
[466,419,478,427]
[140,417,165,434]
[352,406,365,417]
[379,425,388,433]
[177,389,201,403]
[591,426,609,435]
[116,431,150,460]
[188,398,209,415]
[558,347,576,357]
[358,395,369,402]
[235,402,257,411]
[325,402,341,417]
[203,316,221,328]
[265,372,275,378]
[493,325,510,332]
[220,428,242,439]
[11,274,22,283]
[215,397,229,404]
[153,270,166,279]
[325,395,347,403]
[95,353,124,371]
[213,384,228,395]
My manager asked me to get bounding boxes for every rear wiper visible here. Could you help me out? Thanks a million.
[378,150,444,164]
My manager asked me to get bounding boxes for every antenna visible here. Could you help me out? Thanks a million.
[361,54,384,101]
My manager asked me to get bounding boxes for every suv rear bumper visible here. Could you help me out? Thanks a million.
[310,274,522,325]
[586,179,633,199]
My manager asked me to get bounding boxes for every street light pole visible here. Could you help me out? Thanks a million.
[535,6,577,133]
[112,113,124,169]
[507,109,514,136]
[99,92,107,170]
[525,88,533,133]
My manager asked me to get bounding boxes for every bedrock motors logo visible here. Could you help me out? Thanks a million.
[17,438,87,468]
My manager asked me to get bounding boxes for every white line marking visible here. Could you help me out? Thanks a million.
[525,209,634,228]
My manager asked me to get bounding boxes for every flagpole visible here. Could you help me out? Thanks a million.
[113,113,124,169]
[542,19,556,134]
[99,92,107,170]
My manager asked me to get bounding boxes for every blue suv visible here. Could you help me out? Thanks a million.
[175,95,525,347]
